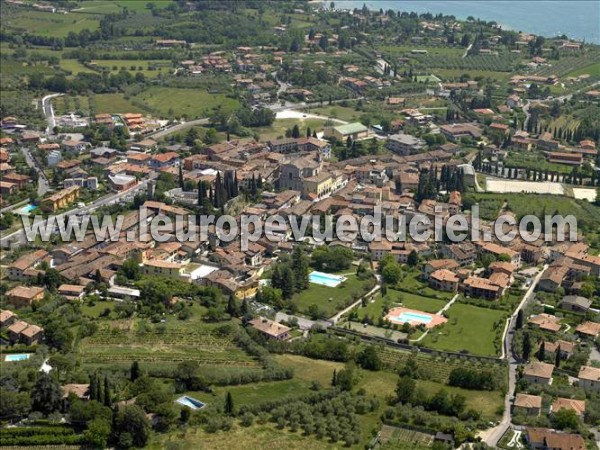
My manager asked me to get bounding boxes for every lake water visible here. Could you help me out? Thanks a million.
[334,1,600,44]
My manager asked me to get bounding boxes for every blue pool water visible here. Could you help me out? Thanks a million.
[175,396,206,410]
[5,353,32,362]
[309,271,347,288]
[392,312,433,324]
[19,204,36,214]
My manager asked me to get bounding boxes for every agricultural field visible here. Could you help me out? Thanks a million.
[465,192,600,230]
[90,59,174,77]
[77,317,258,370]
[434,68,513,82]
[566,61,600,78]
[503,151,576,175]
[2,9,101,37]
[420,303,507,357]
[379,425,434,447]
[149,423,348,450]
[292,273,375,318]
[415,54,521,72]
[379,44,465,58]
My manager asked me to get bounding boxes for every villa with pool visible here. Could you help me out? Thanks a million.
[385,307,447,329]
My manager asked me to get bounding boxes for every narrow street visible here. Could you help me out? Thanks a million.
[479,264,548,446]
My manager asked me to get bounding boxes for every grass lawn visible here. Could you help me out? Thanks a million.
[309,105,361,122]
[60,59,97,75]
[397,271,455,300]
[417,379,503,420]
[80,300,115,318]
[420,303,507,357]
[292,274,374,318]
[277,354,343,386]
[392,291,448,314]
[91,93,148,114]
[136,86,240,119]
[183,378,315,410]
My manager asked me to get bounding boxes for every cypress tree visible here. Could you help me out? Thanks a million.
[522,333,531,361]
[103,376,111,407]
[225,392,234,416]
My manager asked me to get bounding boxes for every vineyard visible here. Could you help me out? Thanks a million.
[534,50,600,77]
[78,320,259,368]
[413,54,521,72]
[379,425,434,447]
[376,346,506,385]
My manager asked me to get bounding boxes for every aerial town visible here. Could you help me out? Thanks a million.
[0,1,599,449]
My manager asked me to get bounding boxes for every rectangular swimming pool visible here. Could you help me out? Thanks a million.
[175,396,206,410]
[5,353,32,362]
[392,311,433,324]
[308,271,347,288]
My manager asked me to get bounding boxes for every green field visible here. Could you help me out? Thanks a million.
[137,86,240,119]
[420,303,507,356]
[434,68,512,82]
[59,59,97,75]
[3,10,101,37]
[182,378,314,410]
[92,93,148,114]
[292,273,374,318]
[90,59,173,77]
[309,105,361,122]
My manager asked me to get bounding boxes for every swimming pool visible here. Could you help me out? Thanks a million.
[309,271,347,288]
[175,396,206,410]
[19,204,36,214]
[5,353,32,362]
[391,311,433,324]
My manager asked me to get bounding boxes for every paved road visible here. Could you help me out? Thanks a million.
[480,264,548,446]
[21,147,50,197]
[41,93,63,135]
[0,176,156,249]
